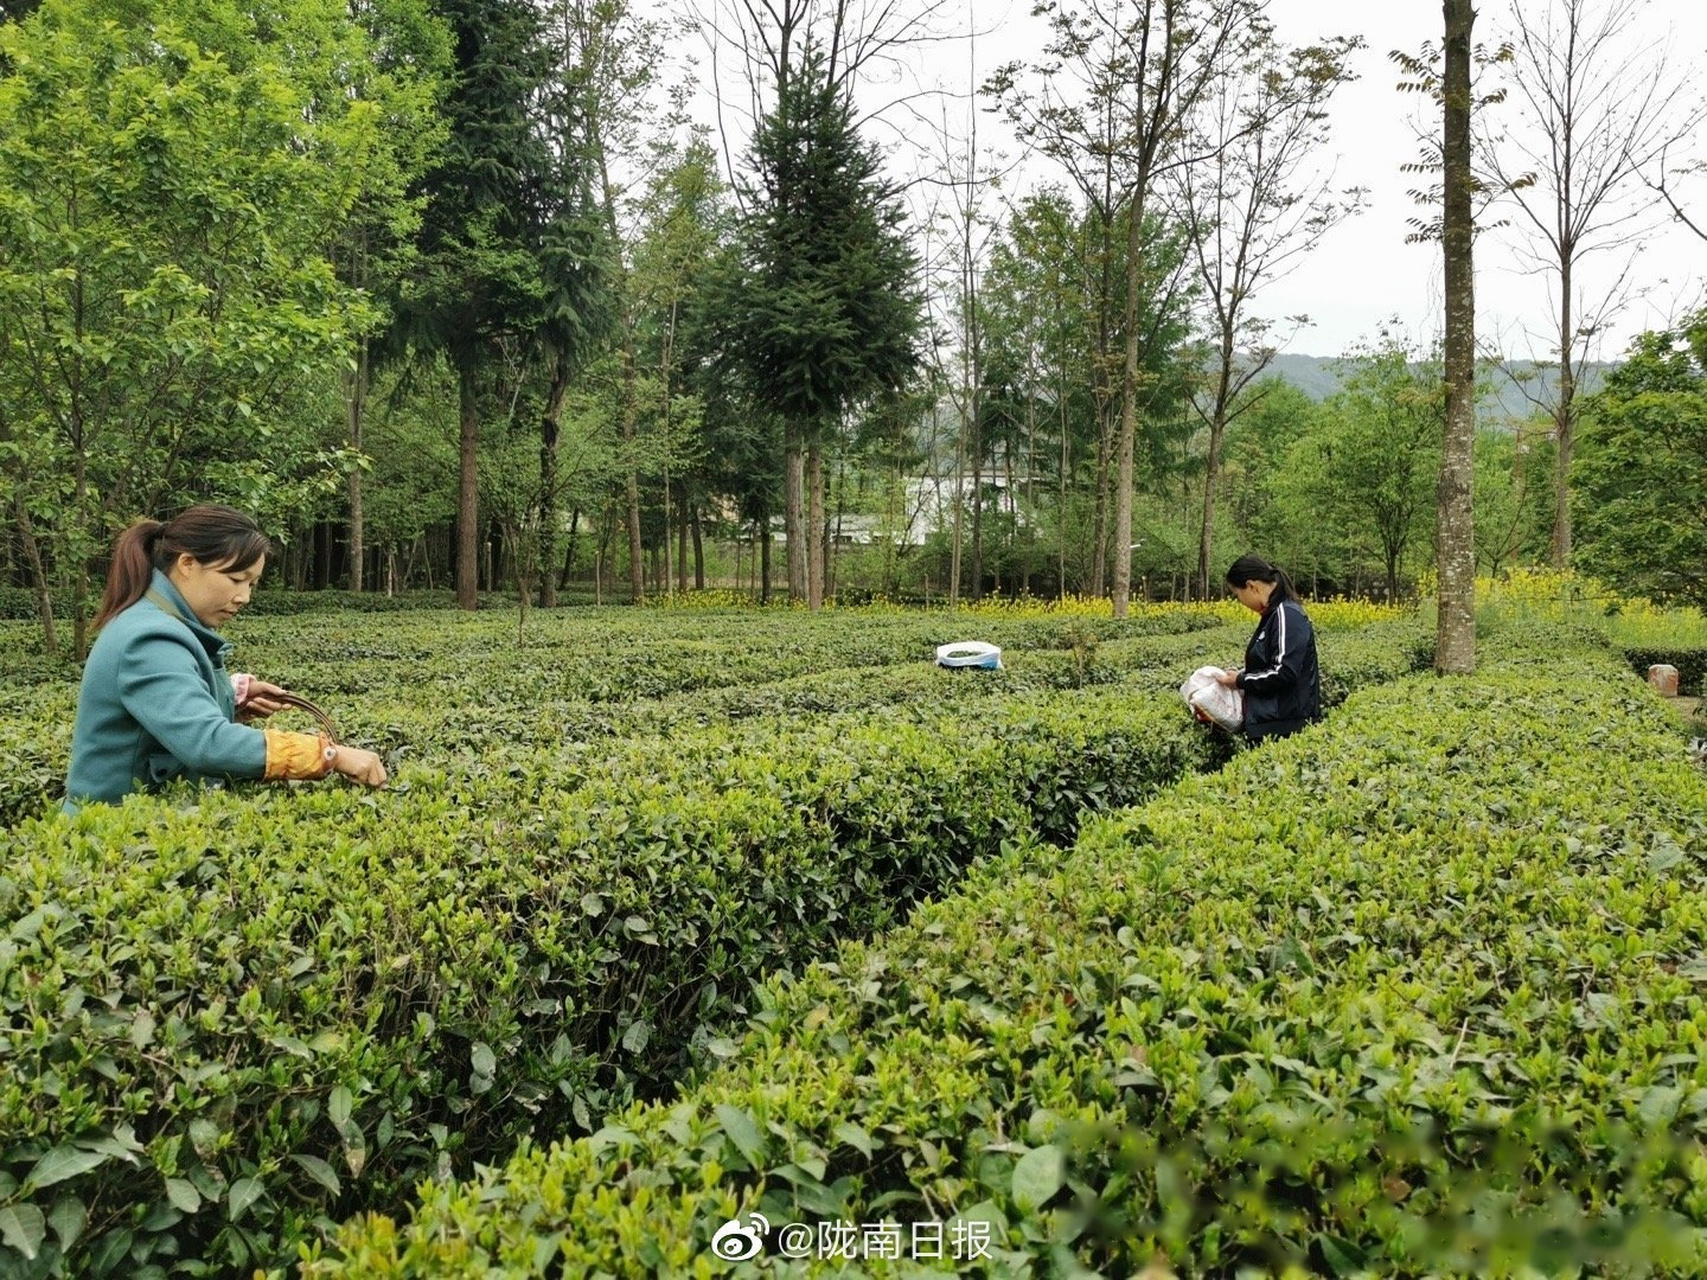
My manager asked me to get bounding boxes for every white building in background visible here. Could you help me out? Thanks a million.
[828,474,1022,546]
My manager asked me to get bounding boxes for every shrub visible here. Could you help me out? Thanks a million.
[306,631,1707,1277]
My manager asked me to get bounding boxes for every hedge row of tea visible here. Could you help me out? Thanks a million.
[0,616,1425,1276]
[310,627,1707,1277]
[0,608,1223,826]
[0,607,1420,826]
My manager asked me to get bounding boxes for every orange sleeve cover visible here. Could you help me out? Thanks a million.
[263,730,333,781]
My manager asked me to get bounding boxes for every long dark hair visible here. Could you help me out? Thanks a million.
[94,505,272,630]
[1225,553,1300,607]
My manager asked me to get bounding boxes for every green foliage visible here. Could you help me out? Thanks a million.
[0,0,406,649]
[724,50,921,436]
[308,624,1707,1277]
[1573,310,1707,609]
[1273,336,1444,597]
[0,602,1429,1273]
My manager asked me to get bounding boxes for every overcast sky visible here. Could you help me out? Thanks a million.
[669,0,1707,361]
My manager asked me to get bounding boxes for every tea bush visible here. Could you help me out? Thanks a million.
[0,606,1427,1276]
[307,627,1707,1276]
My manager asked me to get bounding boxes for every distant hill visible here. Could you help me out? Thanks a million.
[1265,353,1617,428]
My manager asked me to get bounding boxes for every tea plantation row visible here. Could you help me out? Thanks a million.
[0,613,1425,1276]
[309,623,1707,1277]
[0,608,1225,825]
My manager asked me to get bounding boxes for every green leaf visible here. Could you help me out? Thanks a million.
[328,1085,353,1130]
[1011,1145,1064,1212]
[714,1104,768,1165]
[26,1144,109,1190]
[289,1154,341,1197]
[833,1121,873,1158]
[48,1196,87,1251]
[87,1227,134,1277]
[164,1178,201,1214]
[1639,1085,1683,1128]
[1317,1233,1368,1276]
[188,1119,221,1161]
[621,1019,651,1054]
[470,1042,497,1078]
[227,1176,264,1222]
[0,1205,46,1260]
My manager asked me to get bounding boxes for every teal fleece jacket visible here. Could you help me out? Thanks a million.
[65,570,268,807]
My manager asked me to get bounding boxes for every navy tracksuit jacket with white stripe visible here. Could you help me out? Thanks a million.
[1235,598,1322,740]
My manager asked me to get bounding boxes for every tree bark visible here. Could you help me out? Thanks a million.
[345,337,368,592]
[1436,0,1478,674]
[691,504,705,590]
[784,424,807,601]
[14,498,57,658]
[539,347,569,609]
[1114,188,1150,619]
[806,441,825,609]
[1549,262,1576,566]
[456,359,480,610]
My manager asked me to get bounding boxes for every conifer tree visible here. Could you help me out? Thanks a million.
[726,49,921,606]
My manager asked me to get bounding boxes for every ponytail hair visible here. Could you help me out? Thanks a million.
[1225,553,1299,606]
[94,505,272,630]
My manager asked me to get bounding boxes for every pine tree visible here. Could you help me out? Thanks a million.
[728,49,921,606]
[399,0,553,608]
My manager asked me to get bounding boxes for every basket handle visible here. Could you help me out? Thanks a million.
[271,691,340,743]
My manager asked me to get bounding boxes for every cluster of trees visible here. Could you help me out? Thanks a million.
[1,0,1702,661]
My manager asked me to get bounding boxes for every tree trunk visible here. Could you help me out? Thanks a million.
[1436,0,1478,674]
[625,402,643,604]
[692,505,705,590]
[677,491,690,594]
[456,359,480,610]
[561,508,581,590]
[1113,188,1152,620]
[14,499,57,658]
[72,446,90,660]
[540,348,569,608]
[760,516,774,604]
[949,427,964,607]
[1198,342,1235,600]
[345,338,368,592]
[806,441,826,610]
[1550,261,1576,567]
[784,424,807,602]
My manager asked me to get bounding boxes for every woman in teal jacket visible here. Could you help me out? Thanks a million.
[66,505,387,809]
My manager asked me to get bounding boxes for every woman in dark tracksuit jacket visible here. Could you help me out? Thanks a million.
[1215,554,1321,741]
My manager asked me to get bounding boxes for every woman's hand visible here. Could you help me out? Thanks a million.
[1215,668,1242,688]
[331,745,388,788]
[238,679,291,720]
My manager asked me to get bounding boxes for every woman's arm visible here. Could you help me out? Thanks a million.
[121,637,330,780]
[1237,604,1313,695]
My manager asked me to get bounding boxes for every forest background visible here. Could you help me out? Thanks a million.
[2,0,1705,661]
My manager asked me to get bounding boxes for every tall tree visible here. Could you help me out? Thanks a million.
[633,137,731,592]
[1480,0,1700,568]
[331,0,452,593]
[1437,0,1477,672]
[1572,310,1707,607]
[1171,26,1362,599]
[0,0,382,655]
[1296,338,1445,600]
[726,49,921,608]
[989,0,1264,617]
[398,0,552,609]
[558,0,675,604]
